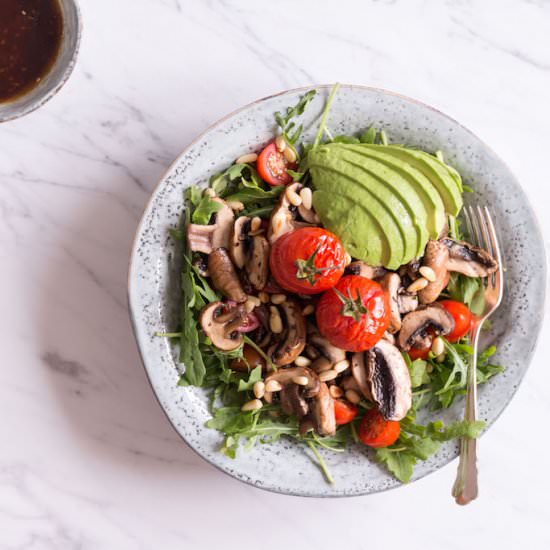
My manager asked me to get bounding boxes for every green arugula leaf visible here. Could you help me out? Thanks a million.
[191,195,222,224]
[360,127,377,144]
[275,89,316,145]
[375,448,416,483]
[237,366,263,392]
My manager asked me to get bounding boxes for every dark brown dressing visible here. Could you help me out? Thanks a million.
[0,0,63,103]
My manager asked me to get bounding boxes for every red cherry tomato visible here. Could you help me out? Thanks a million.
[270,228,346,294]
[407,339,433,361]
[257,141,295,186]
[358,408,400,448]
[439,300,473,342]
[316,275,390,352]
[334,399,358,425]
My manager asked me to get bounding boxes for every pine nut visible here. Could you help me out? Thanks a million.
[275,135,287,152]
[270,293,287,305]
[251,216,262,232]
[302,304,315,316]
[300,187,312,210]
[227,200,245,212]
[345,389,361,404]
[345,253,352,266]
[285,187,302,206]
[431,336,445,356]
[283,146,297,163]
[419,265,436,282]
[244,299,256,313]
[292,375,309,386]
[253,381,265,399]
[319,369,338,382]
[334,359,350,373]
[259,292,270,303]
[312,357,333,372]
[330,385,344,399]
[241,398,263,411]
[294,356,312,367]
[407,277,429,293]
[269,306,283,334]
[436,352,446,363]
[203,188,216,198]
[265,380,283,392]
[247,295,261,307]
[236,153,258,165]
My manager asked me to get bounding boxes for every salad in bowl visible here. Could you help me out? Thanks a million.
[161,86,503,484]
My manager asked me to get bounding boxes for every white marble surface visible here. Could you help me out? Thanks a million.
[1,0,549,548]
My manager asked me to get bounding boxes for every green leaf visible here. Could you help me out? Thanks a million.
[237,366,263,392]
[185,185,202,206]
[408,358,430,388]
[224,184,283,205]
[191,195,223,224]
[332,135,360,144]
[275,89,316,145]
[360,127,377,144]
[375,448,416,483]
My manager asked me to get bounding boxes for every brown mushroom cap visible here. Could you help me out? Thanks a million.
[228,216,250,269]
[280,384,309,418]
[397,304,455,351]
[199,301,244,351]
[419,239,450,304]
[397,290,418,315]
[379,272,402,333]
[310,382,336,436]
[208,248,247,303]
[366,339,412,421]
[442,238,499,277]
[351,352,373,401]
[306,324,347,366]
[187,198,234,253]
[346,261,387,280]
[246,235,270,291]
[271,300,307,366]
[264,366,320,405]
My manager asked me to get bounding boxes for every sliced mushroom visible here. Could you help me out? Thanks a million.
[246,235,270,291]
[399,258,421,281]
[442,238,499,278]
[199,301,245,351]
[280,384,309,419]
[271,300,307,366]
[268,183,310,243]
[305,324,347,372]
[379,272,402,333]
[397,304,455,351]
[351,352,373,401]
[310,382,336,436]
[366,339,412,421]
[382,331,395,345]
[228,216,251,269]
[264,366,320,403]
[346,261,386,280]
[340,375,361,392]
[419,239,450,304]
[397,290,418,315]
[297,203,320,224]
[208,248,247,303]
[187,198,234,253]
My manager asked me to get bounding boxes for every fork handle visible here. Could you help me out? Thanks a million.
[451,326,480,505]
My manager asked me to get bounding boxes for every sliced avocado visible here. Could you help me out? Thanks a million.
[312,190,389,267]
[309,147,416,265]
[378,145,463,216]
[331,144,431,255]
[348,144,446,239]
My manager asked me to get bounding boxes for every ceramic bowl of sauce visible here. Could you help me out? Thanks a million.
[0,0,81,123]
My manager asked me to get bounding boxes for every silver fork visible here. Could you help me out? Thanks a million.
[451,205,504,505]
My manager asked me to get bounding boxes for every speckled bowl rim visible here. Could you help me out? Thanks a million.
[128,84,546,497]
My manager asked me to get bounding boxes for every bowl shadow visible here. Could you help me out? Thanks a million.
[33,164,220,482]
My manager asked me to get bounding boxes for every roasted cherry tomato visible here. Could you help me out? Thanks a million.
[407,339,433,361]
[334,399,358,425]
[257,141,295,186]
[358,408,400,448]
[439,300,473,342]
[316,275,390,352]
[270,228,346,294]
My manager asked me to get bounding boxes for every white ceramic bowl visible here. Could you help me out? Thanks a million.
[128,85,546,497]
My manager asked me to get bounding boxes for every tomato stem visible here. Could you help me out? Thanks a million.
[333,287,369,323]
[294,245,343,286]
